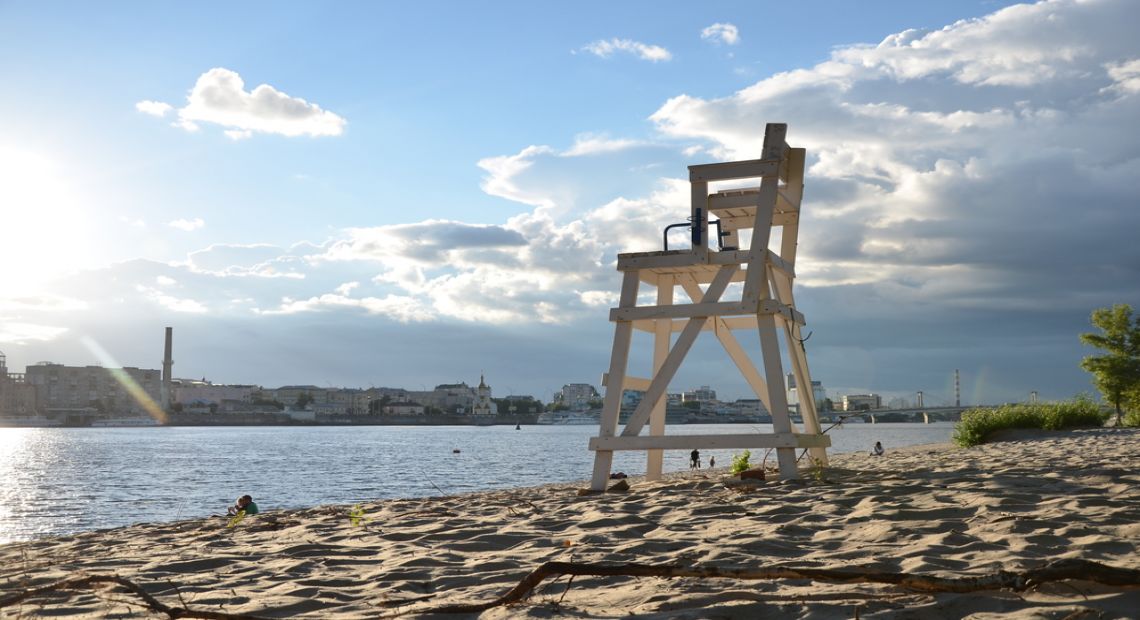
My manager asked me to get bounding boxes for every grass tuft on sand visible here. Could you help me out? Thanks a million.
[953,398,1108,447]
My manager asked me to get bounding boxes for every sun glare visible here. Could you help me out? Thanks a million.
[80,336,168,423]
[0,147,92,294]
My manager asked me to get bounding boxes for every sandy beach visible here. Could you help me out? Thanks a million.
[1,427,1138,619]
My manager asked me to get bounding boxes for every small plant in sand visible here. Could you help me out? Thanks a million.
[807,456,827,483]
[226,510,247,529]
[730,450,751,475]
[349,504,369,527]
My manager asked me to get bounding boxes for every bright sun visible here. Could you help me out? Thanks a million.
[0,147,92,294]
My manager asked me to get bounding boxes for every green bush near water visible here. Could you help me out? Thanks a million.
[952,399,1109,447]
[730,450,752,475]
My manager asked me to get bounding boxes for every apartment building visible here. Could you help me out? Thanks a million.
[0,352,37,417]
[557,383,599,411]
[23,362,162,416]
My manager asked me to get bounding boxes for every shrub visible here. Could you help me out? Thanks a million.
[952,398,1109,447]
[730,450,752,474]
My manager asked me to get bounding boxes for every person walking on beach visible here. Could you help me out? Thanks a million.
[870,441,884,457]
[709,456,715,469]
[690,449,701,469]
[227,495,259,516]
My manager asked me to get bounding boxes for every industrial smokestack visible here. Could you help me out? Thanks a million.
[954,369,960,407]
[161,327,173,411]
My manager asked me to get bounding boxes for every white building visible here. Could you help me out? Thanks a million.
[842,394,882,411]
[682,385,717,403]
[786,373,828,412]
[557,383,599,411]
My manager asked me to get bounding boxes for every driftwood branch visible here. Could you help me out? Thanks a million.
[0,574,274,620]
[420,558,1140,614]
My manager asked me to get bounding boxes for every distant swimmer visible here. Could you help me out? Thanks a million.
[227,494,259,516]
[870,441,884,457]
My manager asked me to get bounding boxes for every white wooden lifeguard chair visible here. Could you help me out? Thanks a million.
[588,123,829,491]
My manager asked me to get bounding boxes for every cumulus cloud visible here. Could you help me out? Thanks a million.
[168,217,205,231]
[0,322,68,343]
[562,133,644,156]
[139,68,346,138]
[185,243,309,279]
[701,23,739,45]
[255,292,434,323]
[1104,58,1140,94]
[0,295,87,313]
[579,38,672,62]
[647,0,1140,320]
[136,285,208,313]
[135,100,173,117]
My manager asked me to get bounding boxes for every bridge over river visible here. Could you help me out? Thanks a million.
[818,406,971,425]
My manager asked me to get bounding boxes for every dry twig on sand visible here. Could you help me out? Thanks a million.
[0,574,273,620]
[414,558,1140,614]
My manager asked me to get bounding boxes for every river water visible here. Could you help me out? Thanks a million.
[0,422,954,543]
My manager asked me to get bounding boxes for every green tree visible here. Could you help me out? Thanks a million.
[1079,304,1140,426]
[295,392,314,409]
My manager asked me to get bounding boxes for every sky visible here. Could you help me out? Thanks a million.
[1,0,1137,406]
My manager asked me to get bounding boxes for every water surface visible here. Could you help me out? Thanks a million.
[0,422,953,543]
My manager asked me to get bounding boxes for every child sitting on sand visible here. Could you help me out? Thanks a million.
[227,495,259,516]
[870,441,884,456]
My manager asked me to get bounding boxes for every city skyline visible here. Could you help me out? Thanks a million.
[2,347,984,409]
[2,1,1138,405]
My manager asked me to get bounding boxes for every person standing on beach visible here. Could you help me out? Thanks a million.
[709,456,715,468]
[870,441,884,456]
[227,495,259,516]
[690,449,701,468]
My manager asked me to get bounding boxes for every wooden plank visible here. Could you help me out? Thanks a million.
[612,298,801,323]
[590,271,640,491]
[689,159,781,182]
[761,123,789,161]
[631,315,763,333]
[611,301,749,321]
[590,433,831,451]
[647,274,674,480]
[600,373,651,391]
[766,251,795,278]
[708,188,799,215]
[740,177,778,306]
[617,249,764,273]
[756,311,797,479]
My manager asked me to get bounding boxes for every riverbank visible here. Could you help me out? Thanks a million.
[2,428,1137,618]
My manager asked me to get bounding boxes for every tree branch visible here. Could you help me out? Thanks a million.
[418,558,1140,614]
